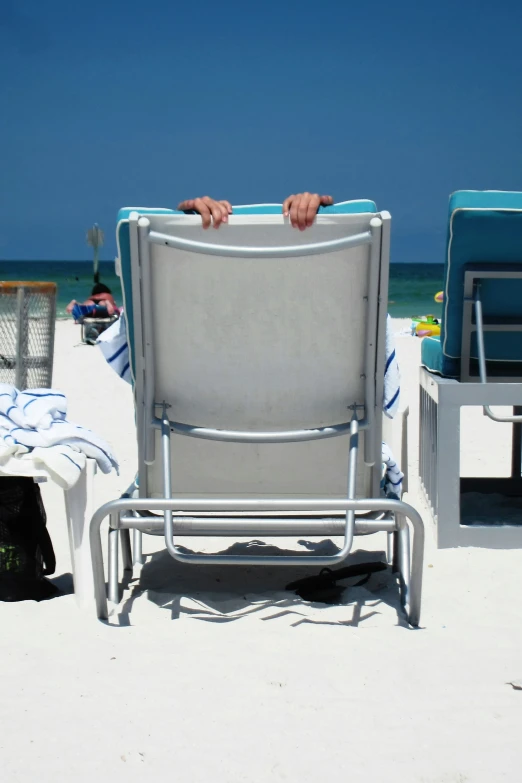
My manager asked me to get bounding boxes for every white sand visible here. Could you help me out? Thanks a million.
[1,318,522,782]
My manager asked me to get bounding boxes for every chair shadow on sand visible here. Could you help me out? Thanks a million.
[113,539,410,629]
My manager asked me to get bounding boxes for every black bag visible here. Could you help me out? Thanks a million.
[0,477,59,602]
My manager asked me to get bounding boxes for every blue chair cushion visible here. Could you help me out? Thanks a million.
[421,335,458,377]
[116,201,378,378]
[431,190,522,378]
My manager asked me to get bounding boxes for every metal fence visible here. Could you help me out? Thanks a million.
[0,282,57,390]
[419,383,438,518]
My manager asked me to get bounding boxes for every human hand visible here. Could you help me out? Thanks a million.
[177,197,233,229]
[282,193,334,230]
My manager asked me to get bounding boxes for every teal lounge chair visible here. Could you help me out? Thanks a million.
[420,190,522,547]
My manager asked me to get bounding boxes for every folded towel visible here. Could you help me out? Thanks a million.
[0,444,87,490]
[0,384,118,489]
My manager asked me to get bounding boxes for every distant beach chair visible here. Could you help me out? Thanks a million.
[69,303,118,345]
[420,190,522,547]
[80,314,119,345]
[88,203,424,624]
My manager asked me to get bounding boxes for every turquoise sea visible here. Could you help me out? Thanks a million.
[1,261,445,320]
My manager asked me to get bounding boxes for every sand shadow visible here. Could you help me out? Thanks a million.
[48,571,75,596]
[114,539,409,628]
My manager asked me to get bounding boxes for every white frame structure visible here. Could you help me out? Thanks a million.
[420,268,522,548]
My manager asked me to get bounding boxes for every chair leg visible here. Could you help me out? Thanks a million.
[64,458,97,609]
[121,528,133,572]
[388,531,401,571]
[395,509,424,627]
[108,523,119,604]
[89,505,109,620]
[133,528,145,565]
[386,532,395,565]
[397,519,411,599]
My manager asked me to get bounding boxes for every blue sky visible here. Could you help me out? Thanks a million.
[1,0,521,262]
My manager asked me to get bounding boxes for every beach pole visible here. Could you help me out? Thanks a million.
[86,223,104,284]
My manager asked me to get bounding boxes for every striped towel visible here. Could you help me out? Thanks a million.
[96,312,132,383]
[97,312,402,415]
[0,384,118,489]
[382,441,404,498]
[384,314,400,418]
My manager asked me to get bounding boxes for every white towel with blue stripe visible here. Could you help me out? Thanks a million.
[0,384,119,489]
[382,441,404,498]
[383,314,400,418]
[96,313,132,383]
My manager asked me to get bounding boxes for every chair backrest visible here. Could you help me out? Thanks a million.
[116,203,390,501]
[441,190,522,373]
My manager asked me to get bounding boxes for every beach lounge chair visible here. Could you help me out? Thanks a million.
[89,203,424,624]
[420,190,522,547]
[81,314,119,345]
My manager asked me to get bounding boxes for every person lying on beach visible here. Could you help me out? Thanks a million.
[177,192,334,231]
[66,283,120,323]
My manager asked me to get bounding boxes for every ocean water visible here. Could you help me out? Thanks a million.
[1,261,444,319]
[2,262,123,318]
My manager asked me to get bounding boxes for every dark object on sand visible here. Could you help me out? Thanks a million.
[286,561,388,604]
[0,477,59,602]
[81,315,119,345]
